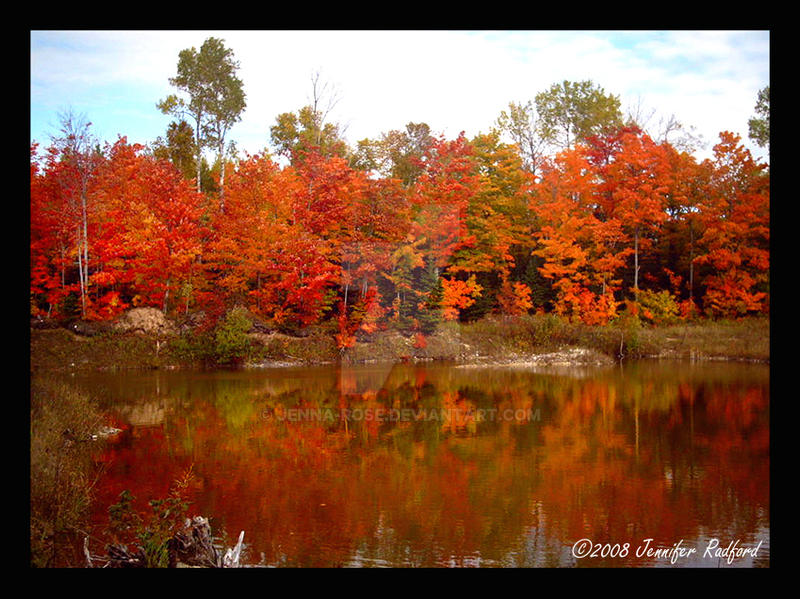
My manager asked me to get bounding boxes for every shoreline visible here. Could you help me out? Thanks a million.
[31,313,769,373]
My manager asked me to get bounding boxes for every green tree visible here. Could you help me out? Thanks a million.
[353,122,435,186]
[158,37,246,203]
[151,120,198,182]
[534,80,623,151]
[269,106,348,163]
[270,70,348,164]
[748,86,769,152]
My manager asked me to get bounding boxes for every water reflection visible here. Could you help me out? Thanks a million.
[76,360,769,567]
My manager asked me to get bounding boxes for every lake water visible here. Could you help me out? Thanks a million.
[74,359,769,567]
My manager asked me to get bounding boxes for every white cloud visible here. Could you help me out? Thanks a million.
[30,30,770,163]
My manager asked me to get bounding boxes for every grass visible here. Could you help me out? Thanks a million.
[30,328,167,373]
[30,378,105,567]
[453,314,769,363]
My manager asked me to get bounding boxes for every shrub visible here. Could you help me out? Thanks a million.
[214,307,253,365]
[636,289,680,325]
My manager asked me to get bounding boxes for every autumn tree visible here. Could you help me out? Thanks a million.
[90,138,207,318]
[694,132,769,317]
[656,145,713,314]
[46,110,103,318]
[532,143,627,324]
[449,131,533,318]
[31,143,71,318]
[601,130,672,297]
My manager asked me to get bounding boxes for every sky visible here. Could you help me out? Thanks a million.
[29,30,771,164]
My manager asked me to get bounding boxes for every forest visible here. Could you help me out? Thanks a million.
[30,38,770,350]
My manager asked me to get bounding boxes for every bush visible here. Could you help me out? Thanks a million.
[169,308,253,366]
[214,307,253,365]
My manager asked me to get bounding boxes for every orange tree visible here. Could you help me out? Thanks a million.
[694,132,769,317]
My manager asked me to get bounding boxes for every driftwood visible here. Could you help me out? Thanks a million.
[222,530,245,568]
[100,516,244,568]
[168,516,220,568]
[106,543,145,568]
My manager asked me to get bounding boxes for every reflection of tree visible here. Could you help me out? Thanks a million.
[87,361,769,567]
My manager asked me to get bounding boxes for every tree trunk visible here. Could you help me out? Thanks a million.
[163,277,171,315]
[633,227,640,294]
[688,222,695,302]
[195,114,203,194]
[76,225,86,318]
[218,141,226,211]
[81,193,89,316]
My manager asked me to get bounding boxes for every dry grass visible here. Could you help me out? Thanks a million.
[30,378,105,567]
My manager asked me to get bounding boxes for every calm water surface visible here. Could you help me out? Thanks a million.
[73,360,769,567]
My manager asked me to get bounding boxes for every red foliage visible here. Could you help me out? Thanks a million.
[30,126,769,328]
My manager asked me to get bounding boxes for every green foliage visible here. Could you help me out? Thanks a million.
[167,309,253,366]
[615,312,643,359]
[158,37,246,193]
[354,122,435,185]
[107,468,194,568]
[534,79,623,150]
[416,265,444,334]
[637,289,680,325]
[748,86,769,150]
[64,293,82,319]
[270,105,349,163]
[151,120,198,180]
[214,307,253,365]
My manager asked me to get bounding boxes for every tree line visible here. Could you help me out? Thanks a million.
[30,37,770,346]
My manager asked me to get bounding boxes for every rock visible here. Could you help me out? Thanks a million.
[30,316,60,330]
[113,307,176,336]
[67,319,113,337]
[96,426,122,438]
[524,347,614,366]
[250,319,276,334]
[456,346,615,371]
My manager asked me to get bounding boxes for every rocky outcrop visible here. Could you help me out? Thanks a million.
[112,307,177,336]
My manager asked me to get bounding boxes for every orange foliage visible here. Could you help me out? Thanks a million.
[30,125,768,327]
[440,275,483,320]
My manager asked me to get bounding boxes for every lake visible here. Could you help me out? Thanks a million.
[73,359,769,567]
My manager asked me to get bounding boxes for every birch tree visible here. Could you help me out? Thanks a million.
[50,109,100,318]
[158,37,246,206]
